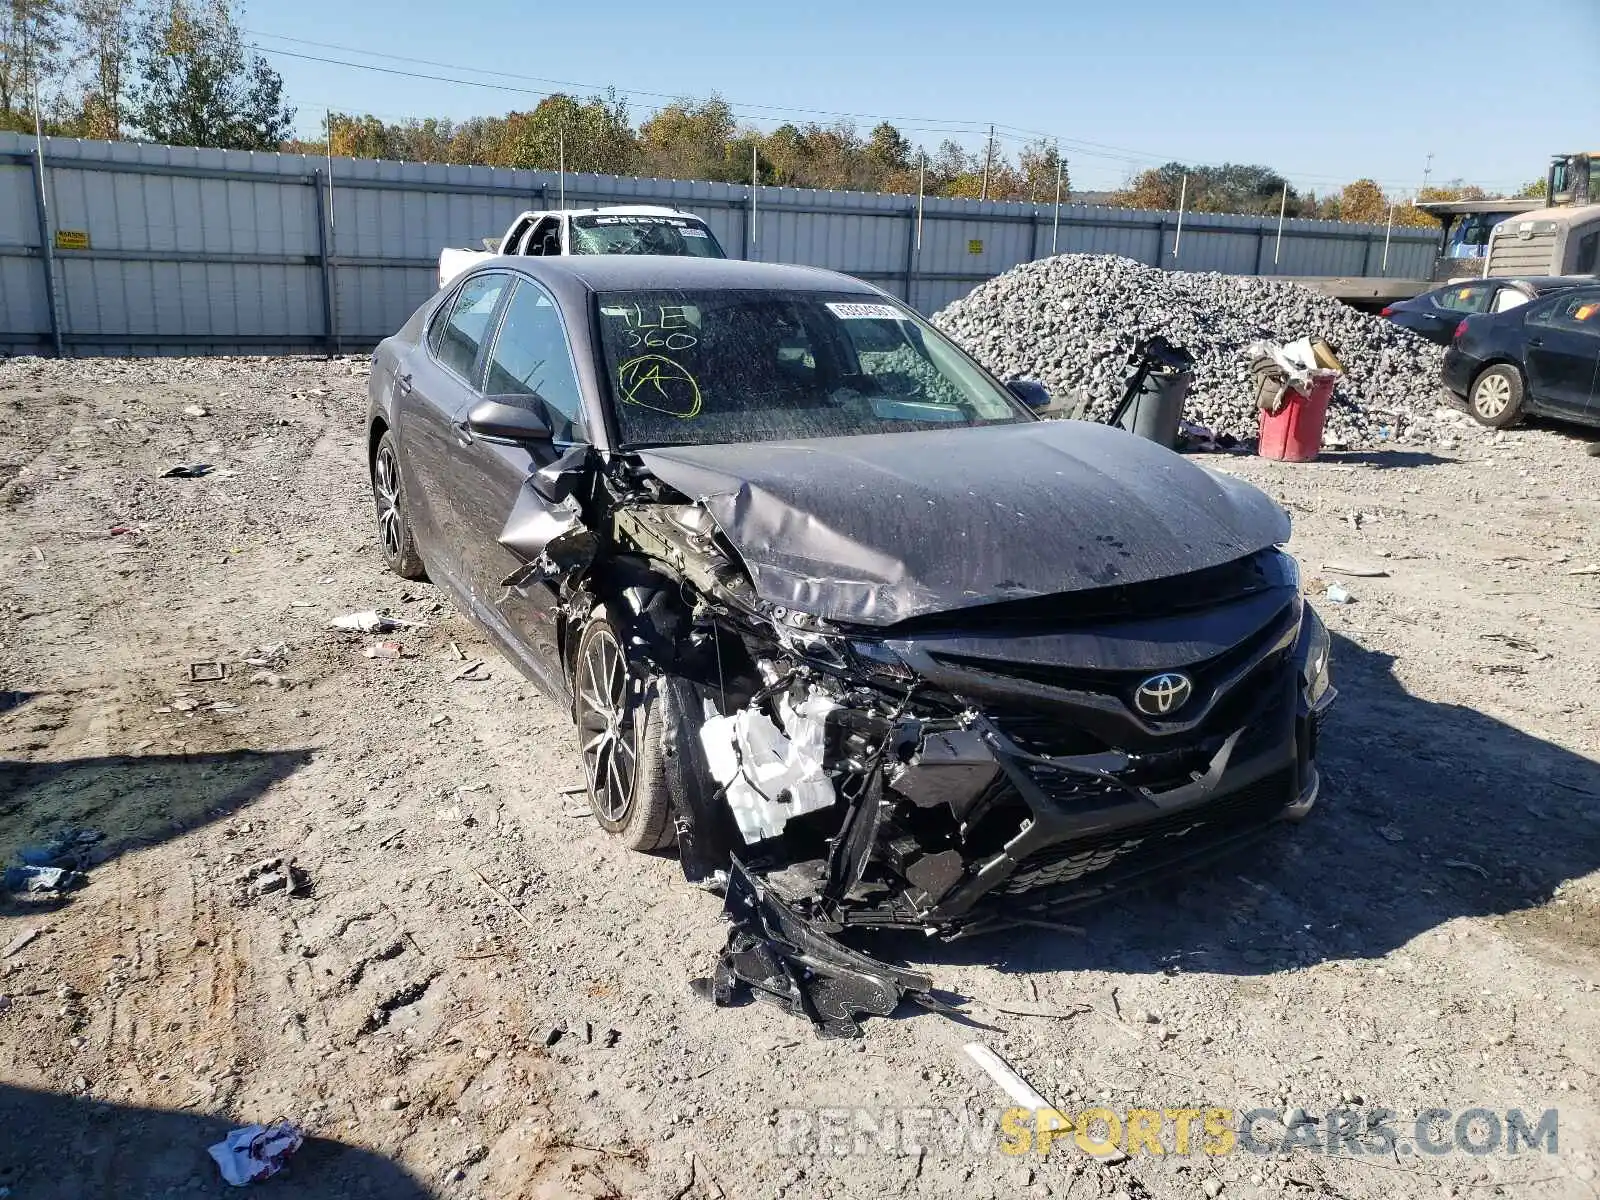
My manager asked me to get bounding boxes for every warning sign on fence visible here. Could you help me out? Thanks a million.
[54,229,90,250]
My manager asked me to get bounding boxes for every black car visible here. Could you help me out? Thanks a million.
[1443,284,1600,428]
[367,256,1334,1033]
[1382,276,1593,345]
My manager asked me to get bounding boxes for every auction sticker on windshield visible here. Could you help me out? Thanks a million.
[826,302,905,320]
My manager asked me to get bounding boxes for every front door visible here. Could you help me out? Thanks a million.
[440,276,592,696]
[1525,293,1600,415]
[395,272,511,587]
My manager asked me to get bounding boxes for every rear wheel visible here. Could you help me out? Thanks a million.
[574,612,674,852]
[1468,365,1524,429]
[371,431,426,580]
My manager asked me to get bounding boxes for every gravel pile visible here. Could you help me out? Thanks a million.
[933,254,1478,447]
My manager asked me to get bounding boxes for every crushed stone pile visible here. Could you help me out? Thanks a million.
[933,254,1482,448]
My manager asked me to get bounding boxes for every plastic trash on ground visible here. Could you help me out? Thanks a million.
[329,611,416,634]
[207,1122,304,1187]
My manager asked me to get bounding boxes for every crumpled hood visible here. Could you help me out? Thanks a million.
[636,420,1290,627]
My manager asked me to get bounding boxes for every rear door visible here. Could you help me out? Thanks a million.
[1525,293,1600,415]
[1400,284,1494,344]
[395,271,511,588]
[439,276,592,696]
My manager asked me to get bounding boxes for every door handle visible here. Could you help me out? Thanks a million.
[396,371,413,395]
[1527,337,1543,348]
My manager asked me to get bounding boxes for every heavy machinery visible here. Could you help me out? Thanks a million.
[1421,153,1598,281]
[1302,153,1598,309]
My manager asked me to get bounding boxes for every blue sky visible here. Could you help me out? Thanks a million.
[248,0,1598,197]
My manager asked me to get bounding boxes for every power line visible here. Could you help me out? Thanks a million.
[250,33,1529,195]
[248,31,1000,138]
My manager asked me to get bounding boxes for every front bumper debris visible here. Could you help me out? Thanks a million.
[692,859,950,1039]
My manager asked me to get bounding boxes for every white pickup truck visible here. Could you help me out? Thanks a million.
[437,205,726,288]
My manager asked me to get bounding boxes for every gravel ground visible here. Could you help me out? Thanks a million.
[933,255,1466,448]
[2,354,1600,1199]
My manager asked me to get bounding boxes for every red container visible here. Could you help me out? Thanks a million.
[1257,372,1338,462]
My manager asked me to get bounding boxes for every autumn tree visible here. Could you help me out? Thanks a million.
[1336,178,1387,225]
[128,0,293,150]
[638,97,736,181]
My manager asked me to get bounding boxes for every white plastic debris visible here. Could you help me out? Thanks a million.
[964,1043,1052,1111]
[207,1121,304,1186]
[1325,584,1353,605]
[699,691,839,843]
[329,611,416,633]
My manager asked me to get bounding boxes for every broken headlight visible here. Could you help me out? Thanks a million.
[770,608,915,683]
[1297,603,1331,706]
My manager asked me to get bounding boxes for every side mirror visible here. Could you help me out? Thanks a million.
[1006,378,1062,414]
[467,398,553,443]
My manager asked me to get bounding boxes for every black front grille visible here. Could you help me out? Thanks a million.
[998,767,1295,895]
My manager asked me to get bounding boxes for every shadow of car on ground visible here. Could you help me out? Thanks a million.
[0,1084,433,1199]
[1,746,311,922]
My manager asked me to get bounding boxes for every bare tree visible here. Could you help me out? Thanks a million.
[0,0,65,125]
[68,0,134,137]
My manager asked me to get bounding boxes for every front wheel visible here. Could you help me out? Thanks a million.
[1468,365,1524,429]
[371,431,427,580]
[573,612,675,852]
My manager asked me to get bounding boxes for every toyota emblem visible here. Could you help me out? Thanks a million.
[1133,672,1193,716]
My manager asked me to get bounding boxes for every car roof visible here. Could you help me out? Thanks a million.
[1429,275,1596,296]
[1520,275,1600,291]
[476,254,883,295]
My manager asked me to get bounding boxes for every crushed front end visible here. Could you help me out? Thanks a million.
[594,463,1333,1033]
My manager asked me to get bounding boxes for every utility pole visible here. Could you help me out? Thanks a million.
[1051,146,1065,254]
[980,124,995,201]
[1273,181,1288,266]
[915,153,926,252]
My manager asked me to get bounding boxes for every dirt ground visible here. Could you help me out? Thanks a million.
[2,354,1599,1200]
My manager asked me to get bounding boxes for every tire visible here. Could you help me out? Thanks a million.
[573,611,675,852]
[1467,364,1524,429]
[371,430,427,580]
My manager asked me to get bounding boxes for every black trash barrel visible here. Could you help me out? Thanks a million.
[1115,339,1193,449]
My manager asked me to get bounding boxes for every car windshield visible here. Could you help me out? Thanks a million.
[571,215,725,258]
[593,289,1032,448]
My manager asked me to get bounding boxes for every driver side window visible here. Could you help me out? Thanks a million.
[482,280,586,439]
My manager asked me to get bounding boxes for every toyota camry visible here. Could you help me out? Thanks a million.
[366,256,1335,1034]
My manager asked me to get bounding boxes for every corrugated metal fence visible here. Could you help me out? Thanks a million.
[0,133,1440,356]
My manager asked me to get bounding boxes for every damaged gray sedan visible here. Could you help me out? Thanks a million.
[367,257,1335,1036]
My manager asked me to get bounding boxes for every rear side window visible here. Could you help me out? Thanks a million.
[1433,284,1492,314]
[483,280,587,438]
[1491,287,1530,313]
[429,274,507,381]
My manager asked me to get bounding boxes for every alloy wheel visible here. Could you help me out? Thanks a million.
[1473,374,1511,419]
[373,446,404,561]
[577,626,637,823]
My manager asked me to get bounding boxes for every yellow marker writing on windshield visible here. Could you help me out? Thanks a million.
[618,354,702,419]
